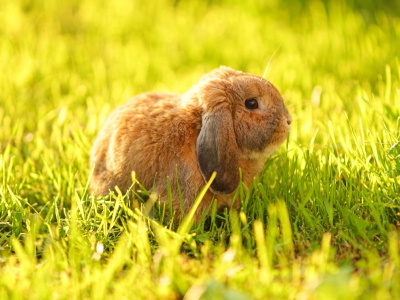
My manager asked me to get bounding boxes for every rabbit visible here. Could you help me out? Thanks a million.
[89,66,292,220]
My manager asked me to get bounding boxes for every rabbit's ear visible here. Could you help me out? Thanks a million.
[196,105,240,194]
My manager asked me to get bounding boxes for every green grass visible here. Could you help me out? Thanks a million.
[1,0,400,299]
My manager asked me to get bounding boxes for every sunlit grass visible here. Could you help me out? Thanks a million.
[0,0,400,299]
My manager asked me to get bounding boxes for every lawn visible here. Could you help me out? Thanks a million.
[0,0,399,299]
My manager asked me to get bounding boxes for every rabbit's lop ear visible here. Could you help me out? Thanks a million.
[196,101,240,195]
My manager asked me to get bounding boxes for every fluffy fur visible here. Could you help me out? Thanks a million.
[89,66,292,219]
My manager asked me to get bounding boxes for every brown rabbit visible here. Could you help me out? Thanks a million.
[89,66,292,219]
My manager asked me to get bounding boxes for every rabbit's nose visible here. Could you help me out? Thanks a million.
[287,117,292,125]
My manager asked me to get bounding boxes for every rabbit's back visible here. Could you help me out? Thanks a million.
[89,92,204,201]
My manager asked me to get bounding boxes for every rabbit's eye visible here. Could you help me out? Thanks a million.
[245,98,258,109]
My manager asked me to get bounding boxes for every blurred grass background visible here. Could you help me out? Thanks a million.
[0,0,400,299]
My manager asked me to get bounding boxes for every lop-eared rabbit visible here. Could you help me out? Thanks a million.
[90,67,292,219]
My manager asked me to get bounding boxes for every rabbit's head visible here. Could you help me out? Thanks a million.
[194,67,292,194]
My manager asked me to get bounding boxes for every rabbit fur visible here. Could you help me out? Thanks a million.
[89,66,292,219]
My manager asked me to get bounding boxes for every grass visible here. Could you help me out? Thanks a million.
[0,0,400,299]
